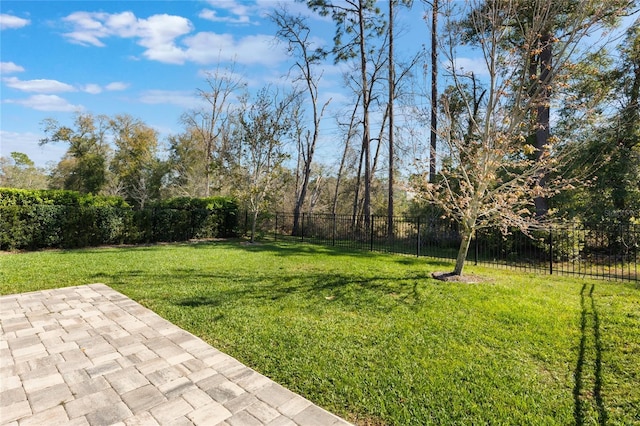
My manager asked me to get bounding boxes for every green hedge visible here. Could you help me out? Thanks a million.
[0,189,238,250]
[0,188,128,207]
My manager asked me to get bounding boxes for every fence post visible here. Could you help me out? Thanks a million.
[417,217,421,257]
[370,215,375,251]
[301,213,305,243]
[189,209,195,239]
[332,214,336,246]
[152,207,157,242]
[549,228,554,275]
[474,230,479,266]
[274,213,278,241]
[619,222,624,280]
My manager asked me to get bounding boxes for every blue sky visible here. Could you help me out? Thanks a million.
[1,0,437,169]
[1,1,637,171]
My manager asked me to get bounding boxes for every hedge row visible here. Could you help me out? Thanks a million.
[0,188,129,207]
[0,189,238,250]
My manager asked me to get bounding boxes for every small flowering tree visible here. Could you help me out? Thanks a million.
[411,0,631,276]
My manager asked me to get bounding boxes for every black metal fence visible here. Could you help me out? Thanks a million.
[253,213,639,282]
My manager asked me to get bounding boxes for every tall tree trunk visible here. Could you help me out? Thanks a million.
[292,136,304,235]
[534,32,551,217]
[372,103,390,176]
[358,0,372,227]
[250,208,259,243]
[293,132,314,236]
[309,175,322,214]
[429,0,438,183]
[352,144,365,228]
[205,136,212,197]
[333,96,360,215]
[388,0,395,241]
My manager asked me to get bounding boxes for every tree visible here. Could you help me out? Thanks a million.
[410,0,632,276]
[608,19,640,217]
[385,0,417,236]
[563,17,640,223]
[422,0,439,184]
[0,152,48,189]
[181,64,245,197]
[388,0,399,239]
[604,19,640,220]
[305,0,386,225]
[461,0,635,216]
[232,88,295,242]
[109,114,163,208]
[332,95,362,215]
[164,129,209,197]
[40,113,111,194]
[343,39,391,224]
[272,8,331,236]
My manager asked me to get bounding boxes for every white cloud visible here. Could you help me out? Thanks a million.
[139,90,200,108]
[62,12,110,46]
[181,32,236,64]
[106,81,129,91]
[105,11,139,38]
[136,14,192,64]
[59,10,287,67]
[5,94,83,112]
[3,76,76,93]
[62,11,192,64]
[0,130,66,168]
[0,61,25,74]
[199,9,251,25]
[0,130,38,152]
[449,57,490,77]
[0,14,30,30]
[184,32,285,66]
[3,76,130,96]
[235,35,285,66]
[83,84,102,94]
[200,1,254,24]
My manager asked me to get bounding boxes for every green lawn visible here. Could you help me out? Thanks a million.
[1,241,638,425]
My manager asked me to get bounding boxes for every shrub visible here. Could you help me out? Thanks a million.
[0,189,238,250]
[0,189,130,249]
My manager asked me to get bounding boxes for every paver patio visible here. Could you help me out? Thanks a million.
[0,284,352,425]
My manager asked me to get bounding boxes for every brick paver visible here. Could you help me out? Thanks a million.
[0,284,352,425]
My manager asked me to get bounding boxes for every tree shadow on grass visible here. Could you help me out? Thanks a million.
[224,239,383,259]
[216,240,458,274]
[574,283,607,426]
[96,266,436,315]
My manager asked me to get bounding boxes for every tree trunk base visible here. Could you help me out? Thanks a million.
[431,272,484,284]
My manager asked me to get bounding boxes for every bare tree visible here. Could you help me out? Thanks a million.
[305,0,386,225]
[181,63,245,197]
[429,0,438,184]
[332,95,361,215]
[388,0,396,238]
[271,8,331,235]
